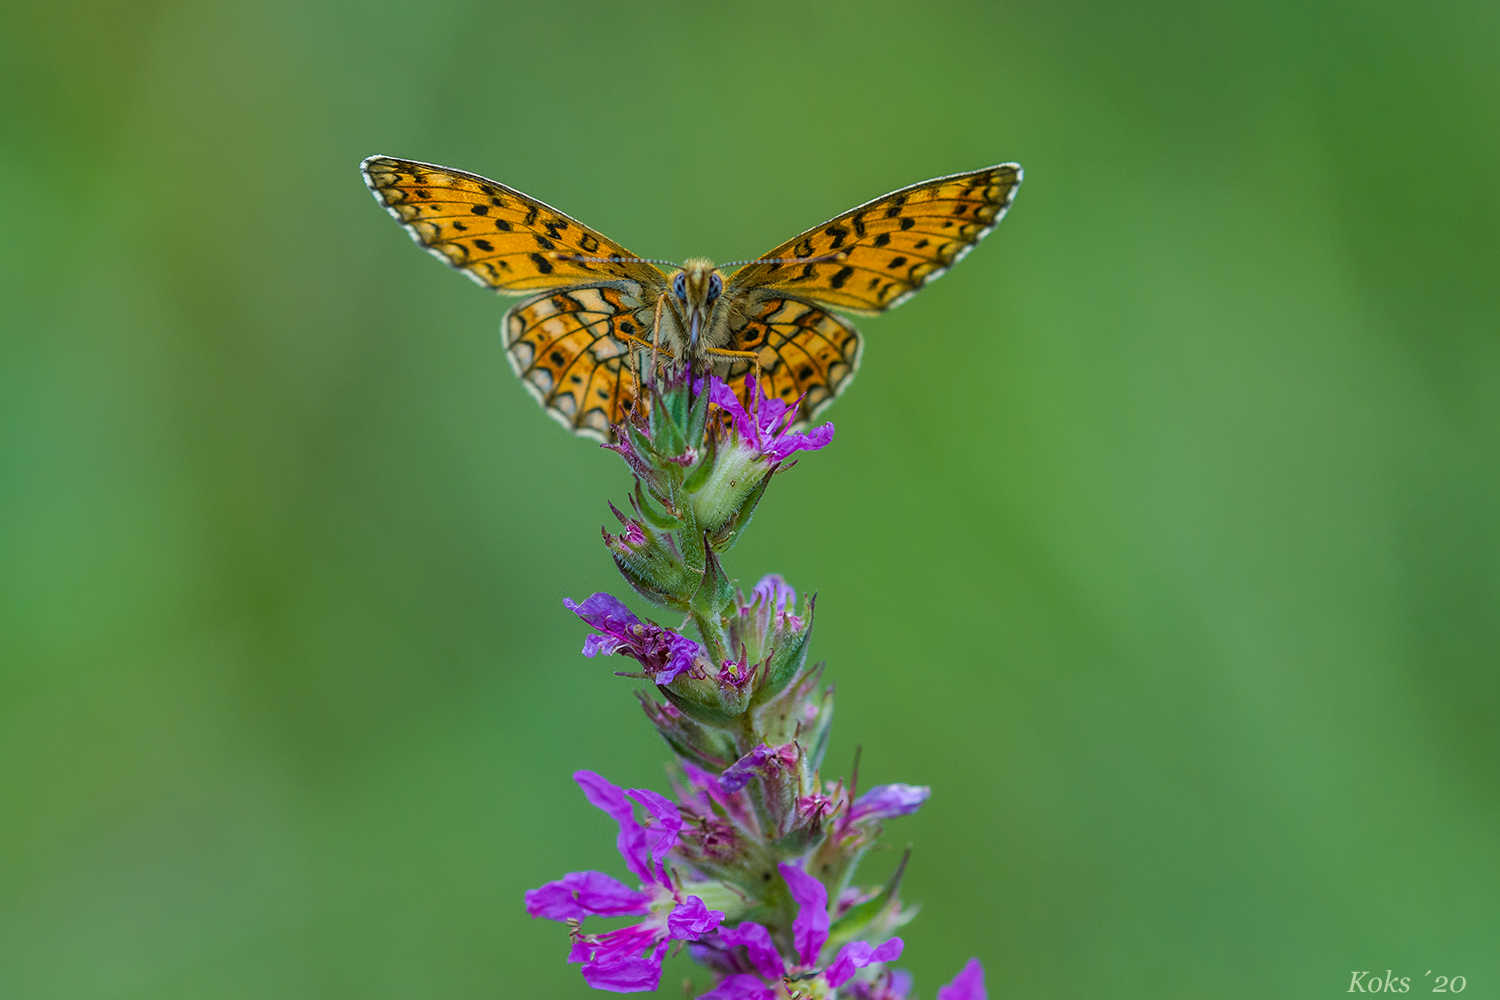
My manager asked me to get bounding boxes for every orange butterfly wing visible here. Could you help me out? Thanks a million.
[721,297,863,425]
[728,164,1021,314]
[504,287,653,442]
[361,155,666,295]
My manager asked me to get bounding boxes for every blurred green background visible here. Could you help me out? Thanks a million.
[2,0,1497,996]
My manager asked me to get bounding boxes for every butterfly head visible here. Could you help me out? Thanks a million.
[668,258,725,351]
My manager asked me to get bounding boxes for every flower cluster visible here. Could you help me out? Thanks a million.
[526,371,990,998]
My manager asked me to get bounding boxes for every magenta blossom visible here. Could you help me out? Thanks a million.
[565,592,701,684]
[707,375,834,461]
[936,959,987,1000]
[703,862,906,999]
[851,783,931,821]
[524,771,724,992]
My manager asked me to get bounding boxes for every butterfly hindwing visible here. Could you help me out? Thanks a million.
[362,155,665,295]
[505,286,651,441]
[721,296,863,425]
[728,164,1021,315]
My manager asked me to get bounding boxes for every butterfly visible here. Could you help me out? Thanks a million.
[361,155,1022,442]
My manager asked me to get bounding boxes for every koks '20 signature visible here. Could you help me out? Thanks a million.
[1349,970,1468,993]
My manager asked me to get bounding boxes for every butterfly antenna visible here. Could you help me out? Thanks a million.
[550,253,681,267]
[718,251,848,269]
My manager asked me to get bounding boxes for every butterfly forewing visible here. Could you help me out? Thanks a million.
[362,155,665,295]
[729,164,1021,314]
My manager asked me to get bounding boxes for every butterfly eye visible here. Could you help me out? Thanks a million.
[707,273,722,302]
[672,273,687,301]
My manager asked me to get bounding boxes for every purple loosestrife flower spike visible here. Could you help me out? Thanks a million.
[523,350,996,995]
[778,861,830,966]
[936,959,988,1000]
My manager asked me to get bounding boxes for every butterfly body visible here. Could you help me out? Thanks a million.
[362,156,1021,442]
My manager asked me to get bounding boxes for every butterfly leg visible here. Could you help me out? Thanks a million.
[650,293,668,383]
[703,347,762,389]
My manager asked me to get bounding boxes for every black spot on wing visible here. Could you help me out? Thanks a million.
[530,252,554,274]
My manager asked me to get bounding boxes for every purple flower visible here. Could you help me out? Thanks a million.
[936,959,987,1000]
[707,375,834,461]
[705,870,905,999]
[525,771,724,993]
[565,592,702,684]
[851,783,931,821]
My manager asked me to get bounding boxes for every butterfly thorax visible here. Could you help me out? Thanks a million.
[660,257,736,362]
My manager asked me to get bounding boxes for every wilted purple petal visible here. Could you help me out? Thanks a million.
[719,744,774,793]
[778,862,830,965]
[667,895,724,939]
[524,870,651,921]
[700,974,778,1000]
[658,631,701,684]
[717,921,786,980]
[825,938,905,988]
[719,743,797,794]
[852,784,931,821]
[936,959,987,1000]
[574,771,652,885]
[582,633,628,658]
[566,593,639,633]
[626,787,683,871]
